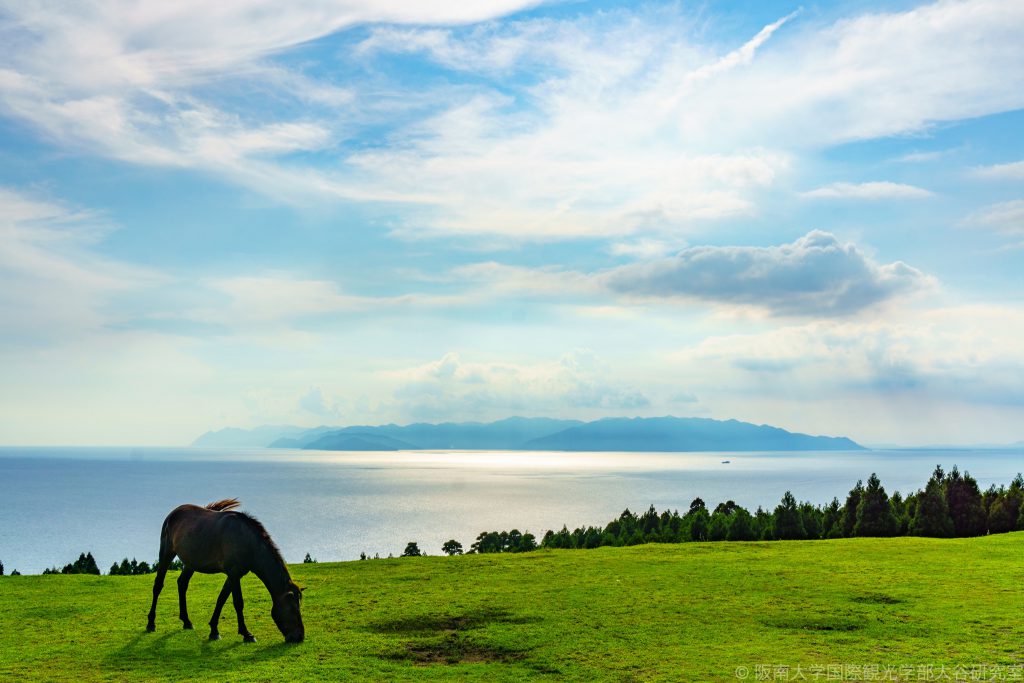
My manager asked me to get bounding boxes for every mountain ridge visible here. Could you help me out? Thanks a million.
[192,416,864,452]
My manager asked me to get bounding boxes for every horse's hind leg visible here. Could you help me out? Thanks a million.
[208,577,233,641]
[146,565,167,632]
[146,522,175,632]
[177,568,195,629]
[231,579,256,643]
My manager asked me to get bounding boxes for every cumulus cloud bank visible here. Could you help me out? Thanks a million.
[602,231,930,316]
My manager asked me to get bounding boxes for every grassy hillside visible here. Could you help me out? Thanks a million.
[1,534,1022,682]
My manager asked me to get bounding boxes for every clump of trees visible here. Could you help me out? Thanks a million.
[35,554,184,576]
[442,540,463,556]
[402,542,422,557]
[43,552,101,575]
[303,553,317,563]
[470,530,537,554]
[108,558,153,575]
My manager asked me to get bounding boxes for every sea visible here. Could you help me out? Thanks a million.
[0,446,1021,574]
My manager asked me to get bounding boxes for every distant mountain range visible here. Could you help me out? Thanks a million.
[192,416,864,452]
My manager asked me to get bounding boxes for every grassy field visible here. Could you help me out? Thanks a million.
[1,534,1022,682]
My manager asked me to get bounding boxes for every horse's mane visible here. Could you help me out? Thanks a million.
[205,498,289,574]
[206,498,241,512]
[236,512,289,569]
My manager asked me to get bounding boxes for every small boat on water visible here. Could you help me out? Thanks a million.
[721,460,731,464]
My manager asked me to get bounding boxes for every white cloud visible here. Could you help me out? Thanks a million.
[963,199,1024,235]
[667,304,1024,408]
[608,238,684,260]
[299,386,342,419]
[0,187,161,344]
[4,1,1023,240]
[199,276,373,325]
[971,160,1024,180]
[799,181,933,200]
[451,262,599,297]
[382,350,650,420]
[180,274,472,338]
[0,1,542,195]
[340,0,1021,239]
[450,231,933,317]
[604,231,932,316]
[892,149,955,163]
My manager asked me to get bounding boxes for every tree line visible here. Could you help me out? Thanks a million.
[409,466,1023,556]
[0,554,183,577]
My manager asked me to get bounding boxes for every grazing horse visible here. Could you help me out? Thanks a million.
[146,499,304,643]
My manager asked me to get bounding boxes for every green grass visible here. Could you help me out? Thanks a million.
[2,534,1022,681]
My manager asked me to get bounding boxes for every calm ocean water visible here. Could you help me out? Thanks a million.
[0,447,1021,574]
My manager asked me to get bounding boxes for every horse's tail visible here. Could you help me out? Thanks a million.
[206,498,241,512]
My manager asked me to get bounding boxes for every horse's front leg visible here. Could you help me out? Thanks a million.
[177,568,195,629]
[146,565,168,632]
[208,577,233,641]
[232,579,256,643]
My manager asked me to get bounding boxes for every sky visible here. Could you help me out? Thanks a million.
[1,0,1023,447]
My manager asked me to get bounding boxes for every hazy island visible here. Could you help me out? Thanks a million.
[192,416,864,452]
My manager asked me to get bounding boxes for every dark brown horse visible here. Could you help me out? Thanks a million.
[146,499,304,643]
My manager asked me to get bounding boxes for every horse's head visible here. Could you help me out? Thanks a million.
[271,582,304,643]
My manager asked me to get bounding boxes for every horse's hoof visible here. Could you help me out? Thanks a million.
[242,634,257,643]
[209,633,220,641]
[145,624,156,633]
[182,622,193,630]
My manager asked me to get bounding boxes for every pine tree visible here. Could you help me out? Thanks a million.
[841,480,864,537]
[799,502,823,539]
[910,470,954,537]
[773,491,806,540]
[988,474,1023,533]
[890,491,910,535]
[854,473,897,537]
[707,511,730,541]
[944,467,987,537]
[821,498,843,538]
[686,508,710,541]
[713,500,740,516]
[982,484,1001,518]
[753,506,773,540]
[727,508,756,541]
[640,505,661,536]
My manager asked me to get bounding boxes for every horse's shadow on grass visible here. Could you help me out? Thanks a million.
[368,608,555,671]
[105,628,296,674]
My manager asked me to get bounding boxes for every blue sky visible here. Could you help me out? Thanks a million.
[1,0,1023,446]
